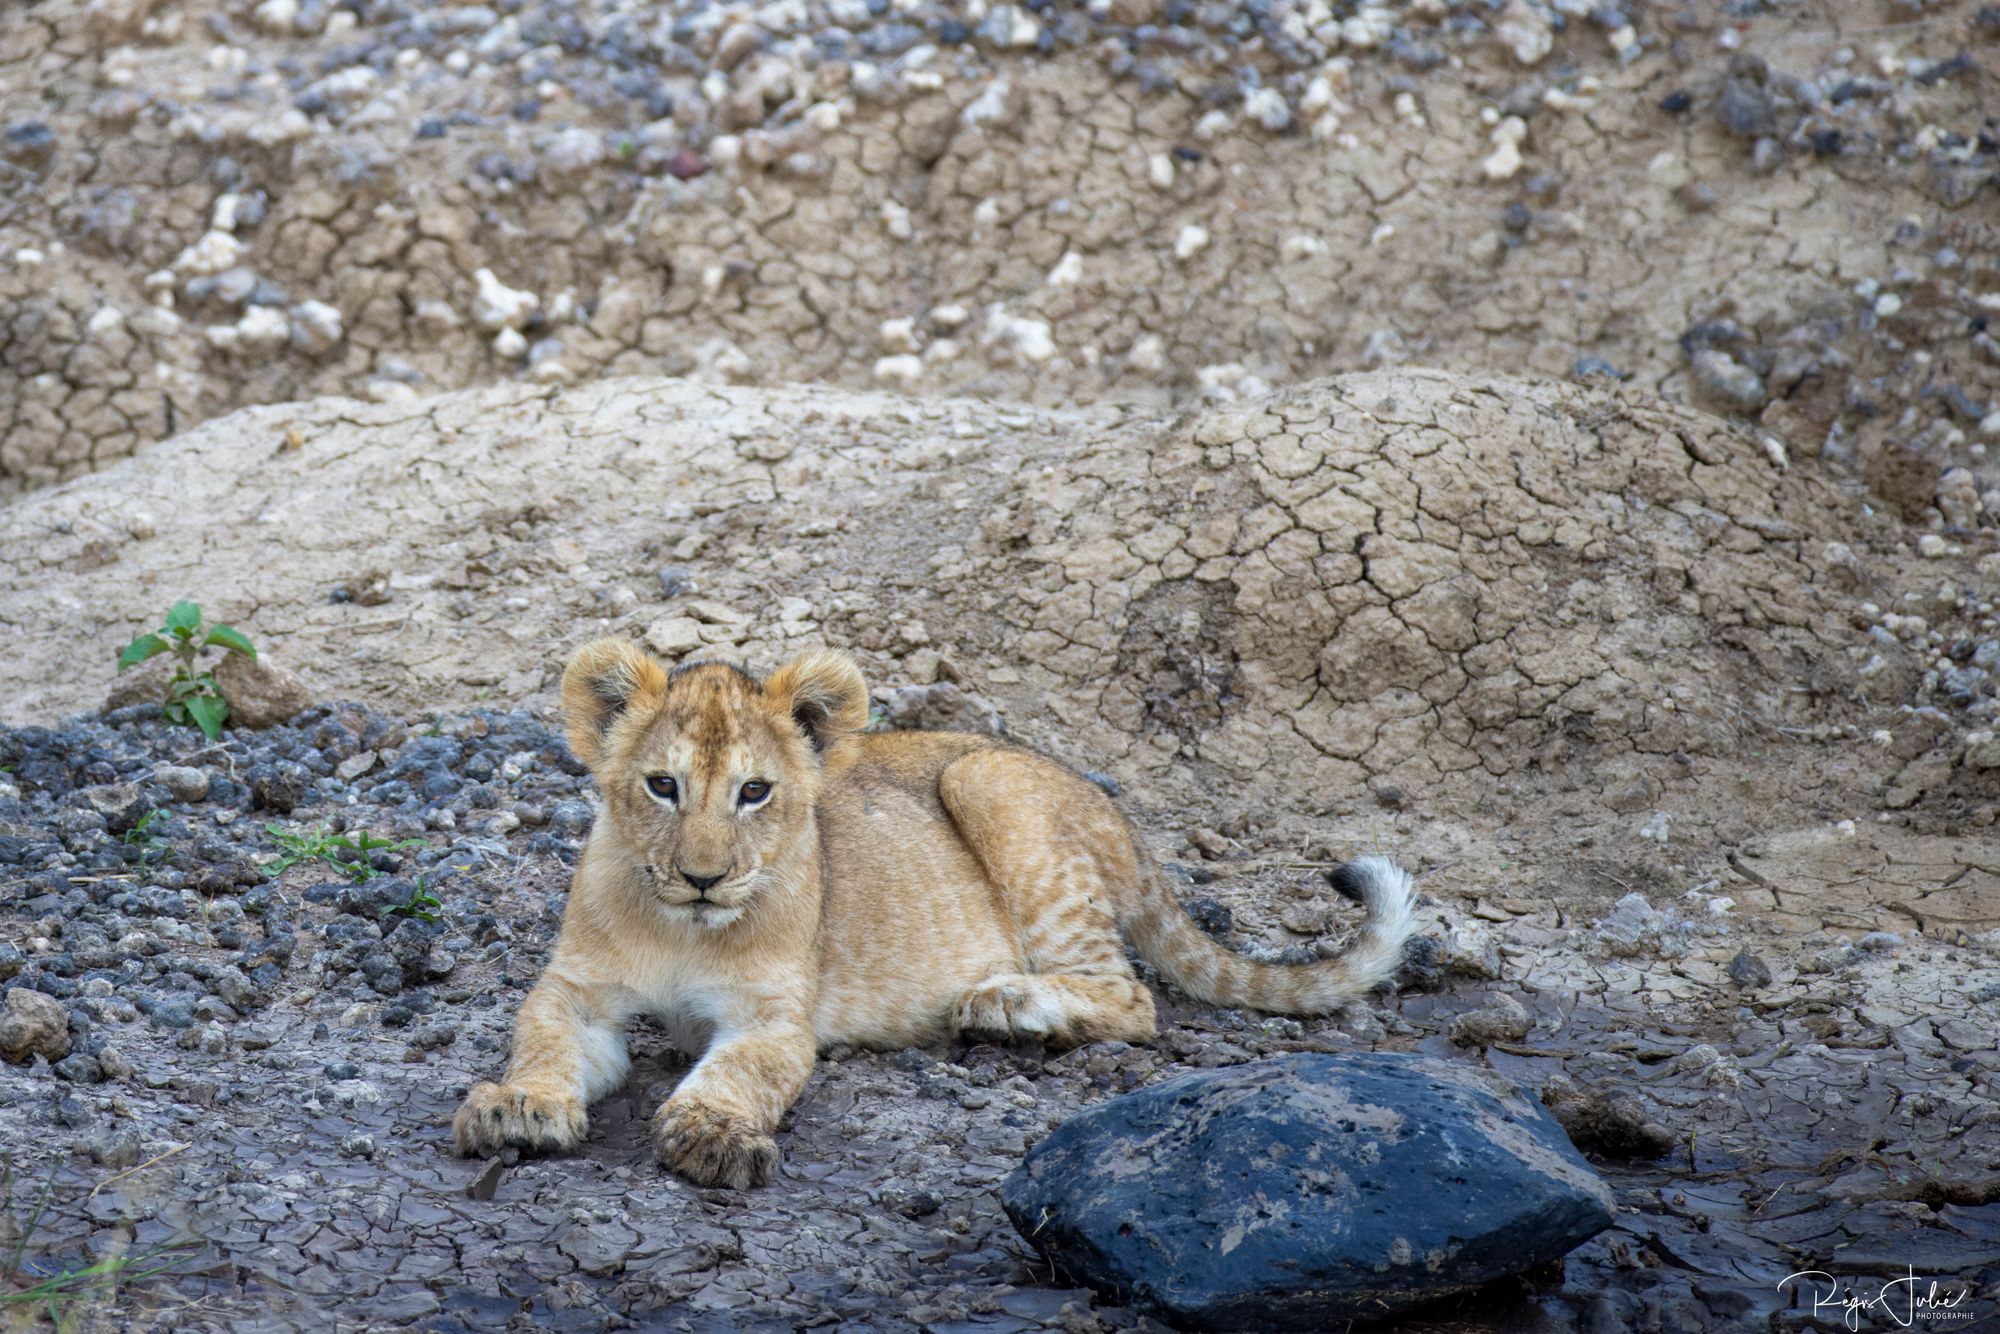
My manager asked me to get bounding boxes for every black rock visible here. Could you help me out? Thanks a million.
[248,762,310,813]
[4,120,55,166]
[1728,950,1773,989]
[1002,1053,1615,1328]
[1182,897,1232,936]
[79,783,149,835]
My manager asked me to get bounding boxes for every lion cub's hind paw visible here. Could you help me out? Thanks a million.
[452,1081,587,1157]
[652,1099,779,1190]
[953,974,1069,1044]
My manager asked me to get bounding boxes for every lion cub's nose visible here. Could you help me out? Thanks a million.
[679,868,725,893]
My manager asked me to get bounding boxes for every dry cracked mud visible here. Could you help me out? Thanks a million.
[4,0,2000,1331]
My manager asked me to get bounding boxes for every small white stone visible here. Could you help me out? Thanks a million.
[414,299,461,334]
[492,327,528,358]
[880,200,913,240]
[1194,109,1233,140]
[1495,0,1552,64]
[1046,251,1083,286]
[873,353,924,389]
[207,305,290,356]
[1482,116,1527,182]
[980,305,1056,364]
[253,0,300,34]
[878,317,920,353]
[928,304,970,330]
[539,126,603,177]
[1281,234,1327,262]
[173,230,244,277]
[14,248,45,267]
[1128,334,1166,373]
[1244,87,1291,132]
[1874,292,1903,318]
[472,268,538,332]
[1147,152,1174,190]
[961,77,1014,127]
[1917,533,1948,559]
[289,300,343,354]
[1174,224,1210,262]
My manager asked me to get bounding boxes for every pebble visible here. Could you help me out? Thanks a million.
[1687,348,1768,412]
[472,268,538,333]
[1728,950,1774,988]
[1447,991,1532,1047]
[539,127,604,178]
[156,764,211,802]
[0,988,73,1065]
[289,300,344,354]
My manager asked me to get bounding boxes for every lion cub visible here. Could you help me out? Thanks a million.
[453,640,1416,1188]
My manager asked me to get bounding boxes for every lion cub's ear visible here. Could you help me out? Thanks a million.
[561,638,669,771]
[765,648,869,753]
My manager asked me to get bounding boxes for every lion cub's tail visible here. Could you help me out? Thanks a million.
[1123,850,1418,1014]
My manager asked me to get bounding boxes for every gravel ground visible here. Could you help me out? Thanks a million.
[2,701,1999,1330]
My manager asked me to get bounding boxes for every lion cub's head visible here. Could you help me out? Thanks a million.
[560,639,868,928]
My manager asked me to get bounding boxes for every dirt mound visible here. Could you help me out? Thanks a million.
[5,0,1997,517]
[0,368,1940,815]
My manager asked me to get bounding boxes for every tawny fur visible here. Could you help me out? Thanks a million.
[452,639,1419,1188]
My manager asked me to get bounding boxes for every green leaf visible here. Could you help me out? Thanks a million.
[117,634,168,672]
[184,694,228,741]
[165,601,202,635]
[204,624,257,659]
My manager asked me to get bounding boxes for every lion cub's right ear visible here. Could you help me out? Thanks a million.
[561,638,669,772]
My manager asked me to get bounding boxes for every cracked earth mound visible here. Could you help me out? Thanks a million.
[0,368,1912,814]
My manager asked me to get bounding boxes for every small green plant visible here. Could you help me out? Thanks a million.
[380,877,444,924]
[116,601,257,742]
[120,809,167,866]
[264,823,424,883]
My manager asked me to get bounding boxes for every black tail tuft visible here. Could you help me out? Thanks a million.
[1326,859,1372,905]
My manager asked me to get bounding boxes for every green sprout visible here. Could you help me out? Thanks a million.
[264,824,424,883]
[380,878,444,924]
[116,601,257,742]
[120,809,167,866]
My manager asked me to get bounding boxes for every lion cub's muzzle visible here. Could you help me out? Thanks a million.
[644,862,751,915]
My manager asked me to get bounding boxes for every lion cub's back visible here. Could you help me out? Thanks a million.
[811,730,1017,1046]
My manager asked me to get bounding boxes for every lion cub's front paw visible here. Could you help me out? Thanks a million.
[651,1098,779,1190]
[452,1081,587,1157]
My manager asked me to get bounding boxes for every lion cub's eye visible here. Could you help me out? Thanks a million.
[738,780,772,806]
[644,775,678,803]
